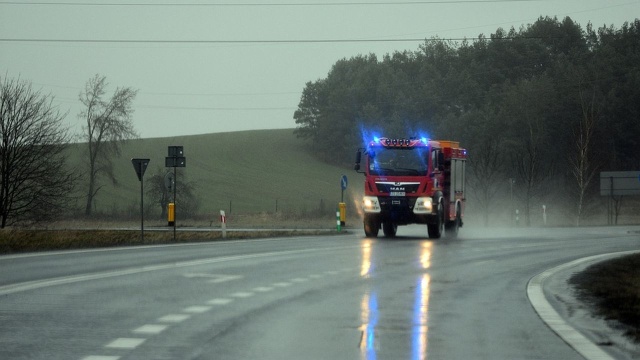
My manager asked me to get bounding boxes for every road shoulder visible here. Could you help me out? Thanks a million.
[528,251,640,360]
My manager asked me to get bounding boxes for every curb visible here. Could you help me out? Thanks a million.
[527,250,640,360]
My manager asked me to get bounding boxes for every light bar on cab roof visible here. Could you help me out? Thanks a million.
[370,137,427,148]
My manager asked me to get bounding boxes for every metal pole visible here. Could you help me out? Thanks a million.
[173,165,177,240]
[140,162,144,242]
[609,176,613,225]
[509,178,514,226]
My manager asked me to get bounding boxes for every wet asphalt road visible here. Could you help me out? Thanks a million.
[0,225,638,360]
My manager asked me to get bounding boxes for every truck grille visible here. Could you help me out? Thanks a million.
[375,182,420,194]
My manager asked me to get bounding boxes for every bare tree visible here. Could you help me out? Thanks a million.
[0,76,77,228]
[146,166,200,220]
[146,167,171,220]
[79,74,138,216]
[570,76,602,226]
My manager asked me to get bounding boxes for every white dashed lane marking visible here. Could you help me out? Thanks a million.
[133,324,168,335]
[83,268,356,360]
[207,298,233,305]
[105,338,146,349]
[253,286,274,292]
[231,291,254,298]
[183,306,212,314]
[158,314,191,323]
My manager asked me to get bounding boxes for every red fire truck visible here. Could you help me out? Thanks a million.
[354,136,467,238]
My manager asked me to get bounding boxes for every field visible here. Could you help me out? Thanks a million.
[66,129,361,224]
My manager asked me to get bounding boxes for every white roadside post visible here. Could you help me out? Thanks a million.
[220,210,227,238]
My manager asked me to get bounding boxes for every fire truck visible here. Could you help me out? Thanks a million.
[354,137,467,238]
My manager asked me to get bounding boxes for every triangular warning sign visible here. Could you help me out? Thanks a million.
[131,158,150,181]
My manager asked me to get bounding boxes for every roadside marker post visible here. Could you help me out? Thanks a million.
[220,210,227,238]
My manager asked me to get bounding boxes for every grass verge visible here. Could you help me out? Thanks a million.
[570,253,640,343]
[0,228,338,254]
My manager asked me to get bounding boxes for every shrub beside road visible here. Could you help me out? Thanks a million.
[0,228,336,254]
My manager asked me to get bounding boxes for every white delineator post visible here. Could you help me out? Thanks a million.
[220,210,227,238]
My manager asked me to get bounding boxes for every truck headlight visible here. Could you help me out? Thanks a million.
[413,197,433,214]
[363,196,381,213]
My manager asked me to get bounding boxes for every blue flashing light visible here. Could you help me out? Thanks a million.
[373,136,380,143]
[421,137,428,144]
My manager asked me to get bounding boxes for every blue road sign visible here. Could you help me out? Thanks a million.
[341,175,348,190]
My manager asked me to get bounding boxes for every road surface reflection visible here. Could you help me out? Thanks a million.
[413,242,432,360]
[358,240,432,360]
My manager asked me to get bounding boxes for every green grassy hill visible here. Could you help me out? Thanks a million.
[70,129,359,220]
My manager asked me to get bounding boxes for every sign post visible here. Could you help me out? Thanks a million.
[340,175,348,202]
[131,158,150,242]
[166,146,186,240]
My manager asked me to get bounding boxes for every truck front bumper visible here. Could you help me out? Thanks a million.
[362,196,437,225]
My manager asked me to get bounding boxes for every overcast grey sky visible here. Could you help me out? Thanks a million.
[1,0,638,139]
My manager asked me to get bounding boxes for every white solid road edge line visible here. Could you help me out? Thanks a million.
[0,245,359,296]
[527,250,640,360]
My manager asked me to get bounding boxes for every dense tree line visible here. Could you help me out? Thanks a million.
[294,17,640,226]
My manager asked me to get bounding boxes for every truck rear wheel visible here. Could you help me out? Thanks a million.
[445,206,460,238]
[364,216,379,238]
[382,222,397,237]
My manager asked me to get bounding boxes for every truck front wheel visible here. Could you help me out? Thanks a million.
[427,201,444,239]
[364,216,379,238]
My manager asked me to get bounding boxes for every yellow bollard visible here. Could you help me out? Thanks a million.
[339,202,346,227]
[168,202,175,226]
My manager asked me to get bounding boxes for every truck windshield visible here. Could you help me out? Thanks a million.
[368,147,428,176]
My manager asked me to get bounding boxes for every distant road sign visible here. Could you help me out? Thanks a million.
[341,175,348,190]
[165,156,186,167]
[600,171,640,196]
[131,158,150,181]
[164,172,174,191]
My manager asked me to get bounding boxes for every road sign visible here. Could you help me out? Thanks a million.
[168,146,183,157]
[164,172,174,191]
[165,156,186,167]
[166,145,186,168]
[341,175,348,190]
[131,158,150,181]
[600,171,640,196]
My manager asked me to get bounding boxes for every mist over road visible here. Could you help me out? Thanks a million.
[1,226,638,359]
